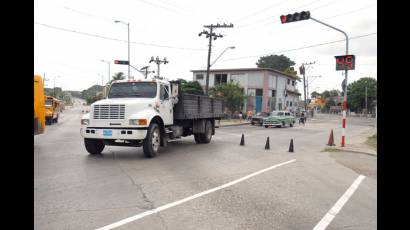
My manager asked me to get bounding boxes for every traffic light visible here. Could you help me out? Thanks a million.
[114,60,129,65]
[280,11,310,24]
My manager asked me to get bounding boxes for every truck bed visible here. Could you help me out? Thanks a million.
[173,93,224,120]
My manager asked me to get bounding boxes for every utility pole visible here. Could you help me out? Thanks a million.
[140,66,154,79]
[306,75,321,99]
[299,62,315,111]
[149,56,168,79]
[365,86,367,114]
[198,23,234,94]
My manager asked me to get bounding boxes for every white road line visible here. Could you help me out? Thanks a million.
[313,175,366,230]
[95,159,296,230]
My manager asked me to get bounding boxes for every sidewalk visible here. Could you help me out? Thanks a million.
[327,127,377,156]
[216,119,250,127]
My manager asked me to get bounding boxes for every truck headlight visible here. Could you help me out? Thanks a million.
[81,119,90,125]
[129,119,147,126]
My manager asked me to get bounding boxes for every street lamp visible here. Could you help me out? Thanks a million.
[210,46,235,67]
[114,20,130,79]
[101,60,111,83]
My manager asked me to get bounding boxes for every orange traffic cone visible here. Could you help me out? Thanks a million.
[327,129,335,146]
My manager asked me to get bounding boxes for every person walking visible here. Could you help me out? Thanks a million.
[247,110,253,121]
[299,111,305,126]
[239,111,243,123]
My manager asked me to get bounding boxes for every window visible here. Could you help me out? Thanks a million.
[290,101,293,107]
[247,89,256,96]
[255,89,263,96]
[271,90,276,97]
[160,85,169,100]
[215,74,227,85]
[196,74,204,80]
[45,99,53,107]
[108,82,157,98]
[287,79,290,84]
[292,81,295,86]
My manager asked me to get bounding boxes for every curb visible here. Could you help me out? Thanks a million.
[330,146,377,157]
[216,122,250,128]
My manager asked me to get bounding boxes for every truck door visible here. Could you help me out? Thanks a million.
[159,84,173,125]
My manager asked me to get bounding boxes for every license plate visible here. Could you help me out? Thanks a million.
[103,130,112,136]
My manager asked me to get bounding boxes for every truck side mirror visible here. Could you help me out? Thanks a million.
[171,83,179,97]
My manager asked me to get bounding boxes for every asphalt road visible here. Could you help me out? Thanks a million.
[35,103,377,230]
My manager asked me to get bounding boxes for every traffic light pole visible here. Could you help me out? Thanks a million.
[310,17,349,147]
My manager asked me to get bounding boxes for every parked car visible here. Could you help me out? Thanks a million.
[263,111,296,128]
[251,112,270,125]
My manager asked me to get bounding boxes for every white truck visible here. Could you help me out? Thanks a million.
[80,78,224,158]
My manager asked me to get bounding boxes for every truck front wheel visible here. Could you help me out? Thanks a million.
[84,138,105,154]
[143,123,160,158]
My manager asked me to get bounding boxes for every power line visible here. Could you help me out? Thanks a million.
[232,0,289,23]
[234,2,375,32]
[63,6,115,22]
[235,0,322,29]
[35,21,206,51]
[220,32,377,62]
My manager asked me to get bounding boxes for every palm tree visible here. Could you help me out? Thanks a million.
[110,72,125,84]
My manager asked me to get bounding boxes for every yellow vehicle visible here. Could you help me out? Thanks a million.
[34,75,46,135]
[44,96,61,125]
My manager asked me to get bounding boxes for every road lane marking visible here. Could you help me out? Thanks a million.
[95,159,296,230]
[312,175,366,230]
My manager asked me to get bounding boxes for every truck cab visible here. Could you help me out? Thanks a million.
[81,78,223,158]
[44,96,61,125]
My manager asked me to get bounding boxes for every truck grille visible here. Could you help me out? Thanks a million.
[93,104,125,119]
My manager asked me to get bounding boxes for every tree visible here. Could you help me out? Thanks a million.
[346,77,377,113]
[209,83,246,115]
[110,72,125,84]
[256,54,296,72]
[284,67,297,76]
[321,90,331,99]
[180,79,204,95]
[311,91,321,98]
[324,98,336,111]
[329,89,341,97]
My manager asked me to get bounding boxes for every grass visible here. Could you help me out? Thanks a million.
[366,134,377,150]
[322,147,343,152]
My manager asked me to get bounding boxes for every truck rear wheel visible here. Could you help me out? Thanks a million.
[84,138,105,154]
[143,123,160,158]
[198,120,212,144]
[194,134,202,144]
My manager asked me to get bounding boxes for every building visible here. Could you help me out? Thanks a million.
[191,68,301,113]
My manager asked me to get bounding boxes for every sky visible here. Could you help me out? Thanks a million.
[34,0,377,95]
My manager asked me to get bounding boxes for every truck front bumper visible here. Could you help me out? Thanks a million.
[80,127,147,140]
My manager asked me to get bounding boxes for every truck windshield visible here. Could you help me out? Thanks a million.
[45,99,53,107]
[108,82,157,98]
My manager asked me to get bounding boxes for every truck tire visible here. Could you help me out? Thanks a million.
[143,123,160,158]
[194,134,202,144]
[198,120,212,144]
[84,138,105,154]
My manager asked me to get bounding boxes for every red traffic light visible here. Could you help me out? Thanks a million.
[280,15,287,24]
[280,11,310,24]
[114,60,129,65]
